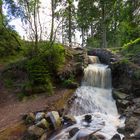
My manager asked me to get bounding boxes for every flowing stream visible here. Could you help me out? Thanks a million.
[51,56,124,140]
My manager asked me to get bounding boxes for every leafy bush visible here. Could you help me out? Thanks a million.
[122,38,140,57]
[24,43,65,94]
[0,27,21,57]
[62,75,75,87]
[87,37,101,49]
[133,70,140,80]
[26,57,53,94]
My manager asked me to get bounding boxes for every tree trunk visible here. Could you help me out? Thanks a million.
[50,0,55,47]
[91,23,94,37]
[33,0,38,52]
[0,0,3,26]
[101,2,107,48]
[81,28,84,47]
[68,1,72,47]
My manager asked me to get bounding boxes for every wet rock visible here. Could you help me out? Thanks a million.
[134,121,140,139]
[133,108,140,115]
[84,115,92,123]
[113,90,129,100]
[28,125,45,137]
[111,134,121,140]
[88,135,99,140]
[117,99,130,108]
[95,134,105,139]
[35,112,45,121]
[133,98,140,108]
[117,127,125,134]
[125,116,139,133]
[63,115,76,125]
[39,133,47,140]
[110,58,117,63]
[69,127,79,138]
[25,112,35,124]
[36,118,50,129]
[67,82,79,89]
[45,111,61,130]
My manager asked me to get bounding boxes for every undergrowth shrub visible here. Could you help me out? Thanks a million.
[0,27,21,57]
[25,57,53,95]
[24,43,65,95]
[122,38,140,57]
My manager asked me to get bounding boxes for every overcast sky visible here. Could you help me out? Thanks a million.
[9,0,81,44]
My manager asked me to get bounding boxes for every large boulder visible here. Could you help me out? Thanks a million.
[45,111,61,130]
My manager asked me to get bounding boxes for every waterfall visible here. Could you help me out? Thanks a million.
[88,56,100,64]
[50,56,124,140]
[69,62,117,116]
[83,64,111,88]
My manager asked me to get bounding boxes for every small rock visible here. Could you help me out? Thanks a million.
[28,125,45,137]
[117,127,125,134]
[25,112,35,124]
[39,133,47,140]
[84,115,92,123]
[36,119,50,129]
[110,58,117,63]
[45,111,61,130]
[111,134,121,140]
[69,127,79,138]
[63,115,76,126]
[36,112,45,121]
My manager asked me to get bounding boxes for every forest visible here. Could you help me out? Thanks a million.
[0,0,140,140]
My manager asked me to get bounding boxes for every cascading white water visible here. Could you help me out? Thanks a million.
[83,64,111,89]
[88,56,100,64]
[50,56,124,140]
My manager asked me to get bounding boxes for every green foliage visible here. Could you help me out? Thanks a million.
[133,70,140,80]
[25,56,53,94]
[87,37,101,49]
[3,78,13,88]
[23,43,65,95]
[119,58,129,65]
[23,42,65,73]
[0,27,21,57]
[122,38,140,58]
[47,44,65,72]
[62,74,75,87]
